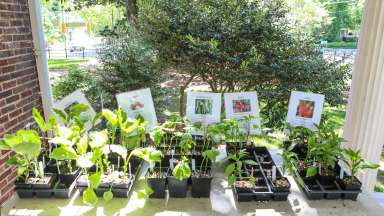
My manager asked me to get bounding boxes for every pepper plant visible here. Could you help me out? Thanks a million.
[341,148,379,180]
[224,149,257,186]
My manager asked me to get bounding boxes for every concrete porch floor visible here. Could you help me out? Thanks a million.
[1,151,383,216]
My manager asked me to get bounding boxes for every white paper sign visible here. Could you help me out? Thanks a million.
[116,88,158,131]
[54,89,97,131]
[224,91,261,134]
[186,91,221,134]
[286,91,325,131]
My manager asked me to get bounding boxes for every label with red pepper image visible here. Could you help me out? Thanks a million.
[232,99,251,113]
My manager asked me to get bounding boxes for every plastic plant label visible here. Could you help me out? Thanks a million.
[149,161,155,170]
[272,166,276,181]
[340,167,344,179]
[192,159,196,171]
[170,159,174,170]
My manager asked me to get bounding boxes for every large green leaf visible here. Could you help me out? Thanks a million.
[172,159,191,181]
[53,108,68,125]
[202,148,220,162]
[69,103,89,118]
[110,144,127,159]
[50,146,78,161]
[13,130,41,159]
[228,175,236,186]
[83,188,98,205]
[77,154,94,168]
[89,131,108,149]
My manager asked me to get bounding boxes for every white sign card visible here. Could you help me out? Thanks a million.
[54,89,97,131]
[224,91,261,134]
[186,91,221,129]
[286,91,325,131]
[116,88,158,131]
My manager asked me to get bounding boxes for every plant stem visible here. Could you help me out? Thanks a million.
[56,160,61,175]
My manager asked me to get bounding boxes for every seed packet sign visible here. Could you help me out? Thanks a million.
[224,91,261,134]
[54,89,97,131]
[186,91,221,132]
[116,88,158,130]
[286,91,325,130]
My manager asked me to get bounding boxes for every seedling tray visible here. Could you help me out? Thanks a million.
[293,166,361,200]
[232,147,291,202]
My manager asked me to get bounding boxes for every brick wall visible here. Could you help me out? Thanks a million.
[0,0,43,205]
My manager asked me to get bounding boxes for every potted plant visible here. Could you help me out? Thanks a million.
[147,126,168,198]
[338,148,379,190]
[167,156,191,197]
[0,130,56,198]
[191,148,220,197]
[224,149,257,187]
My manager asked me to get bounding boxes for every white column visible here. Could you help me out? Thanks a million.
[28,0,53,120]
[343,0,384,192]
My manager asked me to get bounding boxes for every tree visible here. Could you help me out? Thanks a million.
[138,0,350,128]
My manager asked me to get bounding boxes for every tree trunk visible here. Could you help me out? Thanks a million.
[125,0,138,22]
[179,75,195,116]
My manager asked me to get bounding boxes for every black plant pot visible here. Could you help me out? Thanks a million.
[191,176,212,198]
[147,177,167,198]
[338,177,362,191]
[167,176,188,198]
[15,182,33,198]
[317,173,336,185]
[59,169,81,187]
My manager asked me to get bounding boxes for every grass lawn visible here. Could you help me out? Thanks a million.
[48,59,87,71]
[327,41,358,49]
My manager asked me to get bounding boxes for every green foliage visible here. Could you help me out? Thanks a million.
[172,156,191,181]
[138,0,350,129]
[94,25,167,112]
[341,148,380,178]
[282,145,298,176]
[179,133,195,154]
[48,59,86,71]
[0,130,42,181]
[224,149,256,186]
[200,148,220,172]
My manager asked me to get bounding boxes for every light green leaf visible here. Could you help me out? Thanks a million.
[32,108,47,132]
[89,131,108,149]
[228,175,236,186]
[50,146,78,161]
[110,144,127,159]
[83,188,98,205]
[102,109,118,127]
[306,166,317,177]
[89,172,102,189]
[77,155,94,168]
[103,190,113,202]
[76,134,89,155]
[224,163,236,177]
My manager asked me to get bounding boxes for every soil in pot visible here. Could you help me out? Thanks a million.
[338,176,362,190]
[191,169,212,198]
[317,168,336,185]
[272,177,290,192]
[147,168,168,198]
[27,174,56,189]
[235,180,254,193]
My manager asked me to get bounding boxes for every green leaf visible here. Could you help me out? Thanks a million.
[306,166,317,177]
[83,188,98,205]
[50,146,78,161]
[69,103,89,118]
[137,185,153,200]
[32,108,47,132]
[202,148,220,162]
[249,176,256,186]
[103,190,113,202]
[244,160,257,166]
[89,131,108,148]
[6,155,18,165]
[77,155,94,168]
[102,109,118,128]
[172,158,191,181]
[110,144,127,159]
[224,163,235,177]
[53,108,68,125]
[76,134,89,155]
[13,130,41,160]
[228,175,236,186]
[89,172,102,189]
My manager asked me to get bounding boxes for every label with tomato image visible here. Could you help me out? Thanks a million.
[286,91,324,131]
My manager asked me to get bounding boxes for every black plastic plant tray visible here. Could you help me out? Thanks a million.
[294,168,362,200]
[53,170,82,198]
[252,147,291,201]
